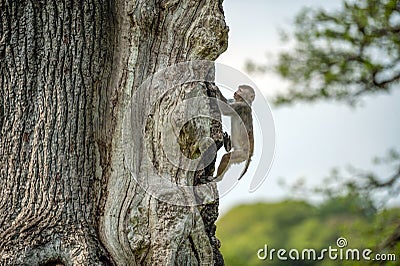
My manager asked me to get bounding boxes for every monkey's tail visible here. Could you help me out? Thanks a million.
[238,158,251,180]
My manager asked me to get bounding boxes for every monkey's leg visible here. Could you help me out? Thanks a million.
[215,150,248,181]
[216,153,231,179]
[229,150,248,164]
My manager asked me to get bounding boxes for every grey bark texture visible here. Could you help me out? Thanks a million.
[0,0,228,265]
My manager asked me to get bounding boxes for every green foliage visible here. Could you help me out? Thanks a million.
[217,201,315,266]
[217,200,400,266]
[249,0,400,106]
[317,193,376,219]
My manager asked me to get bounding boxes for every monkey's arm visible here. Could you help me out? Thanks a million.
[214,87,237,115]
[214,86,228,103]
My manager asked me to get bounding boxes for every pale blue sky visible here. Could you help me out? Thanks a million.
[216,0,400,214]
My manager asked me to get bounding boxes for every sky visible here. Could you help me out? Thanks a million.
[215,0,400,214]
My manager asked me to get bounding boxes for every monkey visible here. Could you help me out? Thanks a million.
[214,84,255,181]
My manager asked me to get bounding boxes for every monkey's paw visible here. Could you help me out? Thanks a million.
[223,132,231,152]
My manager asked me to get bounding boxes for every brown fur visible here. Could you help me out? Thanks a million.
[214,85,255,180]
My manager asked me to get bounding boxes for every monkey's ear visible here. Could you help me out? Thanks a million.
[248,94,255,103]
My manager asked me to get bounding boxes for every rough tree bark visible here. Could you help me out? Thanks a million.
[0,0,228,265]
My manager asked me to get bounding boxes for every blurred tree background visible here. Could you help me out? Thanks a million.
[217,200,399,265]
[246,0,400,106]
[217,0,400,264]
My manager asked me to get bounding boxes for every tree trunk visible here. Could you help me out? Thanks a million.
[0,0,228,265]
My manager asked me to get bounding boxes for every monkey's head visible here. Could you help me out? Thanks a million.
[234,85,255,104]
